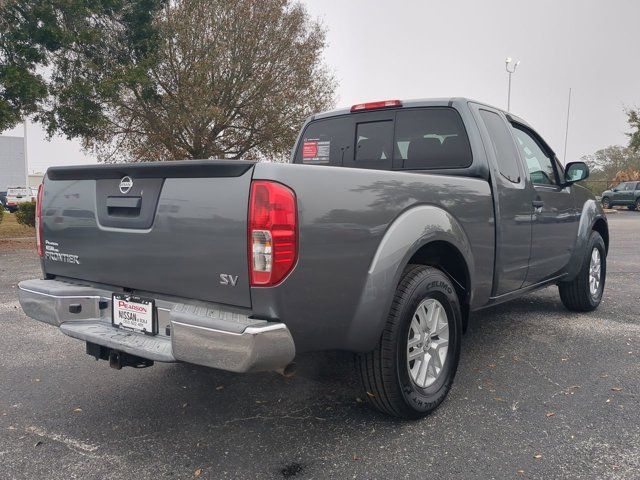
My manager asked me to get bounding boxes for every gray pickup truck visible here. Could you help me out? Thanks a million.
[19,98,608,419]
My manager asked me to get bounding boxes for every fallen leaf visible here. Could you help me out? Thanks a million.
[533,453,542,459]
[546,412,556,418]
[73,407,82,413]
[611,387,622,392]
[182,403,188,408]
[561,358,568,362]
[34,441,43,447]
[194,468,202,477]
[366,391,376,398]
[606,398,611,403]
[494,397,505,402]
[352,453,360,461]
[517,469,525,475]
[34,378,40,382]
[488,364,497,368]
[215,385,224,391]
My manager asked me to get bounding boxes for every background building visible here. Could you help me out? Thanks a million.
[0,135,26,191]
[28,173,44,187]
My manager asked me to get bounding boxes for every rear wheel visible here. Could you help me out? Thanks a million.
[357,265,462,419]
[558,231,606,311]
[601,197,610,209]
[635,198,640,211]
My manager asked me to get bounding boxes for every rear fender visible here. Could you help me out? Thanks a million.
[344,205,474,352]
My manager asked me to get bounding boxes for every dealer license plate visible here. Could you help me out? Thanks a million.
[111,294,156,335]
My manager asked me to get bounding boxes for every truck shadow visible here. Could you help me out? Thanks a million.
[48,288,579,477]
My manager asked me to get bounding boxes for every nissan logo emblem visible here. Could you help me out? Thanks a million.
[119,176,133,194]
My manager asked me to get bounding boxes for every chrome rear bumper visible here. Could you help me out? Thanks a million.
[18,279,295,373]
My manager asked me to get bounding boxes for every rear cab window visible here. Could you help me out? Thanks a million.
[294,107,473,171]
[296,116,352,166]
[394,108,472,170]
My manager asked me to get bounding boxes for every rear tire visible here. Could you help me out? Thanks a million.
[601,197,610,209]
[558,231,606,312]
[357,265,462,419]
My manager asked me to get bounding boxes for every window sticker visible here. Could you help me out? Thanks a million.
[302,139,330,164]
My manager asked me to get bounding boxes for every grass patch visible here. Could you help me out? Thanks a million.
[0,212,35,239]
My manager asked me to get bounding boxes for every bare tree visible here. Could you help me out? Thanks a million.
[0,0,336,162]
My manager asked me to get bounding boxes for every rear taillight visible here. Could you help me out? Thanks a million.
[36,183,44,257]
[248,180,297,286]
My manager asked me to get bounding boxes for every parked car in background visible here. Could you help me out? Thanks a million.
[5,186,37,212]
[601,181,640,210]
[0,191,7,208]
[19,98,608,419]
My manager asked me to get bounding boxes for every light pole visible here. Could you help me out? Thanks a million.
[505,57,520,112]
[23,118,28,187]
[563,87,572,165]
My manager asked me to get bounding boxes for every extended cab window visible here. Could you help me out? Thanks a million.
[295,116,352,165]
[394,108,472,169]
[512,126,557,186]
[479,109,521,183]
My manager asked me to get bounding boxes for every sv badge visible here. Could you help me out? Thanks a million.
[219,274,238,286]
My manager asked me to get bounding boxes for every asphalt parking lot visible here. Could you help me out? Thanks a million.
[0,213,638,479]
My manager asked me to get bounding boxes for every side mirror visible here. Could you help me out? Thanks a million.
[564,161,589,185]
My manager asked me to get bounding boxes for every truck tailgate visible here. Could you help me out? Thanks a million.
[41,161,255,308]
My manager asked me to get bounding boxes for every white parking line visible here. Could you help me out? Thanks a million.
[25,426,98,453]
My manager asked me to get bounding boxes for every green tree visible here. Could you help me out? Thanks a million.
[581,145,640,195]
[0,0,335,162]
[16,201,36,227]
[627,108,640,152]
[582,145,640,180]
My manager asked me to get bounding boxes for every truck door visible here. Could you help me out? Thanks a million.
[510,123,579,284]
[620,182,635,205]
[473,106,533,295]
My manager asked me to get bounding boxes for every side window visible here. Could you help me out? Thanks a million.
[478,109,521,183]
[625,182,635,191]
[295,116,352,165]
[355,121,393,162]
[394,108,472,169]
[512,126,557,186]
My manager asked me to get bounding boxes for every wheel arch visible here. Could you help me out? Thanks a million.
[407,240,471,331]
[592,217,609,254]
[565,199,609,281]
[344,205,475,352]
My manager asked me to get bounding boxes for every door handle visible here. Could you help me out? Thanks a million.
[532,200,544,213]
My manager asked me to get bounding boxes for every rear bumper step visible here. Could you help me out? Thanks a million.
[18,279,295,373]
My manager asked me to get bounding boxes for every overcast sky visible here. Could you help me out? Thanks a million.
[2,0,638,172]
